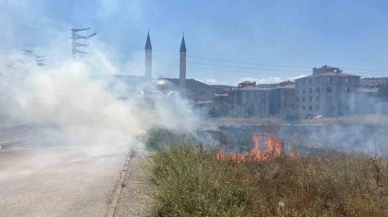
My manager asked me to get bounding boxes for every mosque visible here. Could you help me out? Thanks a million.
[132,31,187,101]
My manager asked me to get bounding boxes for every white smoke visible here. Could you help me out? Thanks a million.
[0,44,199,152]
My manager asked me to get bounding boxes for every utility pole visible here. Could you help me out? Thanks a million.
[71,28,97,60]
[21,49,45,67]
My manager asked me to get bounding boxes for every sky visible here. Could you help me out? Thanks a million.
[1,0,388,85]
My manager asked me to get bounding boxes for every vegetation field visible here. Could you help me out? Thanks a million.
[143,127,388,217]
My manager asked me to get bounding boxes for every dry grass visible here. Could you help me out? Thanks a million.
[210,115,388,126]
[212,117,281,126]
[301,114,388,125]
[149,144,388,217]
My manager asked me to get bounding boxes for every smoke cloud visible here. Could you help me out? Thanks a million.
[0,41,199,154]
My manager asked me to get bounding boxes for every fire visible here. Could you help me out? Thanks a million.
[216,131,298,163]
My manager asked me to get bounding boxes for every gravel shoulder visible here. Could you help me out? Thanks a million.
[114,154,154,217]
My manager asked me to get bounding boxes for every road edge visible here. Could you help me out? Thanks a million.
[105,151,131,217]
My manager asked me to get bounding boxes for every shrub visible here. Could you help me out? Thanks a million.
[138,126,187,151]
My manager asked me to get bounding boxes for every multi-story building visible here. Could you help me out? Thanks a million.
[295,65,360,118]
[269,81,296,116]
[228,81,270,117]
[356,87,379,114]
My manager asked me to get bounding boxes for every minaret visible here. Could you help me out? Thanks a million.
[179,34,187,97]
[145,31,152,80]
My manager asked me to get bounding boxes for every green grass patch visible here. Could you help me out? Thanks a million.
[148,144,388,216]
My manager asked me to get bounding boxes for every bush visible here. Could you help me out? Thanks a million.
[138,126,187,151]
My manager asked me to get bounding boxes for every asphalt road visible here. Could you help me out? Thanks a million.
[0,144,128,217]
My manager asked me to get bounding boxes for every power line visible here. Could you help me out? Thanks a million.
[152,56,311,73]
[0,9,62,36]
[9,1,82,28]
[116,42,388,75]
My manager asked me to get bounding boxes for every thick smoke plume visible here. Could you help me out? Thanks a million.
[0,46,199,152]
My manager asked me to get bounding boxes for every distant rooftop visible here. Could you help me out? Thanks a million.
[313,65,341,75]
[273,83,295,89]
[230,86,268,91]
[295,71,360,80]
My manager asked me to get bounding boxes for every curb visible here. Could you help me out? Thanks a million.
[105,152,131,217]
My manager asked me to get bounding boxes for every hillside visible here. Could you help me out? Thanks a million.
[360,77,388,87]
[164,78,232,101]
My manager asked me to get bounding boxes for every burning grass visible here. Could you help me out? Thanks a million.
[216,131,298,163]
[148,136,388,216]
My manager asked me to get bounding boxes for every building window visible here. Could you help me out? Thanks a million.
[309,79,312,84]
[328,96,332,102]
[327,87,332,92]
[316,87,320,92]
[328,77,333,82]
[303,88,305,93]
[345,78,349,83]
[302,105,305,110]
[296,97,299,102]
[316,105,319,111]
[309,96,312,102]
[303,80,305,85]
[297,88,299,93]
[297,105,299,109]
[346,87,350,93]
[302,97,305,102]
[309,88,312,93]
[345,105,350,111]
[316,96,320,101]
[309,105,312,110]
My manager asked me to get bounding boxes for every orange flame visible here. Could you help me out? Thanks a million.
[216,131,298,163]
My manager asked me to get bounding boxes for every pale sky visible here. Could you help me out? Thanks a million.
[1,0,388,85]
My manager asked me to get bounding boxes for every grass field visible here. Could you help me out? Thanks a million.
[211,115,388,126]
[147,140,388,216]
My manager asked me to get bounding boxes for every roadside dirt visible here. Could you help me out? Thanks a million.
[114,154,154,217]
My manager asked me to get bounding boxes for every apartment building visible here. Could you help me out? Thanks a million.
[269,81,296,116]
[228,81,270,117]
[295,65,360,118]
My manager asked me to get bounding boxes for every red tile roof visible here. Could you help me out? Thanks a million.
[273,84,295,89]
[295,71,360,80]
[230,86,268,91]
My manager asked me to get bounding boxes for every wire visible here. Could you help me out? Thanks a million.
[9,1,82,28]
[0,18,59,37]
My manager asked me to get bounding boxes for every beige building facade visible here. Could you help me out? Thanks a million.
[295,66,360,118]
